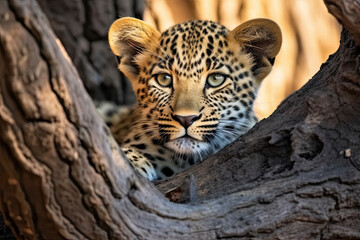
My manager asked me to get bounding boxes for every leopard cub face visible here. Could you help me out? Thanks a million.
[108,17,281,180]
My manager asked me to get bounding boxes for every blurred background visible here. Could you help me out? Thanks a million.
[39,0,340,119]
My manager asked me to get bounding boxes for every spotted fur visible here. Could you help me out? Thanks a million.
[108,17,282,180]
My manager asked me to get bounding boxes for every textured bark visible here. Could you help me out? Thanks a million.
[0,0,360,240]
[36,0,145,105]
[324,0,360,45]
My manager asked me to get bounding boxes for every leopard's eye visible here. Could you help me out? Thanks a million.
[154,73,172,87]
[206,73,227,88]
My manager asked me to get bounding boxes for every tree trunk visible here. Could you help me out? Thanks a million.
[35,0,145,105]
[0,0,360,239]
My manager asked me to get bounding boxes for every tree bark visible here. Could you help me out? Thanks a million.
[35,0,145,105]
[0,0,360,239]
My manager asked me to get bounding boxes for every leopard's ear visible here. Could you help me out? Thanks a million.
[108,17,160,79]
[228,18,282,84]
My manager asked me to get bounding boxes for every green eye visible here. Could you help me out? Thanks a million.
[206,73,227,87]
[154,73,172,87]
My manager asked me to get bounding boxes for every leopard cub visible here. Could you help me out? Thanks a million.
[107,17,282,180]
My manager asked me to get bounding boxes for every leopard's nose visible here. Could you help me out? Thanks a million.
[171,113,202,129]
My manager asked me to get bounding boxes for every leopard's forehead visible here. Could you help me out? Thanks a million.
[161,20,229,42]
[157,20,231,78]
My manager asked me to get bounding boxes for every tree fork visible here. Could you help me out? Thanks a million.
[0,0,360,239]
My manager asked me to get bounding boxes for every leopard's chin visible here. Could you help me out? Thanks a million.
[165,136,209,155]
